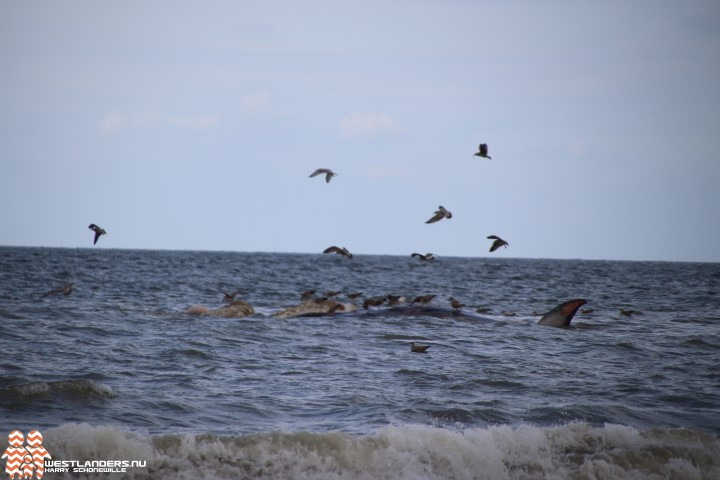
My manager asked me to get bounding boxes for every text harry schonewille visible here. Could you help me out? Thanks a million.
[44,459,147,473]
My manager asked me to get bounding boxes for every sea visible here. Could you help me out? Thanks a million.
[1,246,719,479]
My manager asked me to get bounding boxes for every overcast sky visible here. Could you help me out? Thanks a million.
[1,1,719,262]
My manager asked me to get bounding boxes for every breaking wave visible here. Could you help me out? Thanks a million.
[38,422,720,480]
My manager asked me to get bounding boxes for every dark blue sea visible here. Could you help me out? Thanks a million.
[1,247,719,479]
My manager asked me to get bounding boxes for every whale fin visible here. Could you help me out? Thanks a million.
[537,299,587,327]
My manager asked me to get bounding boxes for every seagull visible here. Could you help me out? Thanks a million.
[309,168,337,183]
[362,296,387,309]
[474,143,492,159]
[425,206,452,224]
[88,224,106,245]
[487,235,509,252]
[222,290,246,303]
[410,342,431,353]
[386,295,406,306]
[411,253,435,261]
[448,296,465,310]
[323,246,353,259]
[42,283,73,298]
[301,289,317,301]
[411,294,436,306]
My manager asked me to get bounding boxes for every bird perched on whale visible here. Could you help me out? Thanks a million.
[323,246,353,259]
[487,235,509,252]
[425,206,452,224]
[411,294,436,306]
[309,168,337,183]
[448,296,465,310]
[88,224,106,245]
[474,143,492,159]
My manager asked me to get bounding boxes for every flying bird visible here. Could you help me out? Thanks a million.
[410,342,430,353]
[411,253,435,261]
[474,143,492,159]
[487,235,509,252]
[323,246,353,259]
[309,168,337,183]
[425,206,452,224]
[88,224,106,245]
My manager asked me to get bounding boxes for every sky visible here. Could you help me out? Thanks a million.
[1,1,719,262]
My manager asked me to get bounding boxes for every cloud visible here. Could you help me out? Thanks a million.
[97,112,128,135]
[239,92,272,115]
[339,113,406,137]
[168,115,219,130]
[238,92,294,117]
[97,112,219,135]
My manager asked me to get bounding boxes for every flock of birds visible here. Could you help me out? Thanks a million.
[311,143,508,264]
[42,143,606,353]
[41,143,515,353]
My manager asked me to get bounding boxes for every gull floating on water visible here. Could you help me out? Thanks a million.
[474,143,492,159]
[42,283,73,298]
[410,342,430,353]
[487,235,509,252]
[88,224,106,245]
[425,206,452,224]
[309,168,337,183]
[323,246,353,259]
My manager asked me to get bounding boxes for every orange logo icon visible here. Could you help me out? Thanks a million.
[1,431,51,480]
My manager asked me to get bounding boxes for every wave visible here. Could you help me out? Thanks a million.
[33,422,720,479]
[0,379,115,407]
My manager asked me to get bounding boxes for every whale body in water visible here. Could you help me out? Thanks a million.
[536,299,587,327]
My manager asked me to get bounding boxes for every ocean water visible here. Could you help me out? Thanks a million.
[1,247,719,479]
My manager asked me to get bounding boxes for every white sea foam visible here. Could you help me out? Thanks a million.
[39,422,720,480]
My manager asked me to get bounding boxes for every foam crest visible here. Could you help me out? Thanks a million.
[35,422,719,480]
[0,379,115,403]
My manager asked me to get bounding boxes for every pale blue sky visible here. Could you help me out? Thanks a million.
[2,1,719,262]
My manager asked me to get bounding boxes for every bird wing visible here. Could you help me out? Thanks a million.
[93,231,101,245]
[324,171,334,183]
[425,211,443,223]
[323,246,341,254]
[309,168,327,178]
